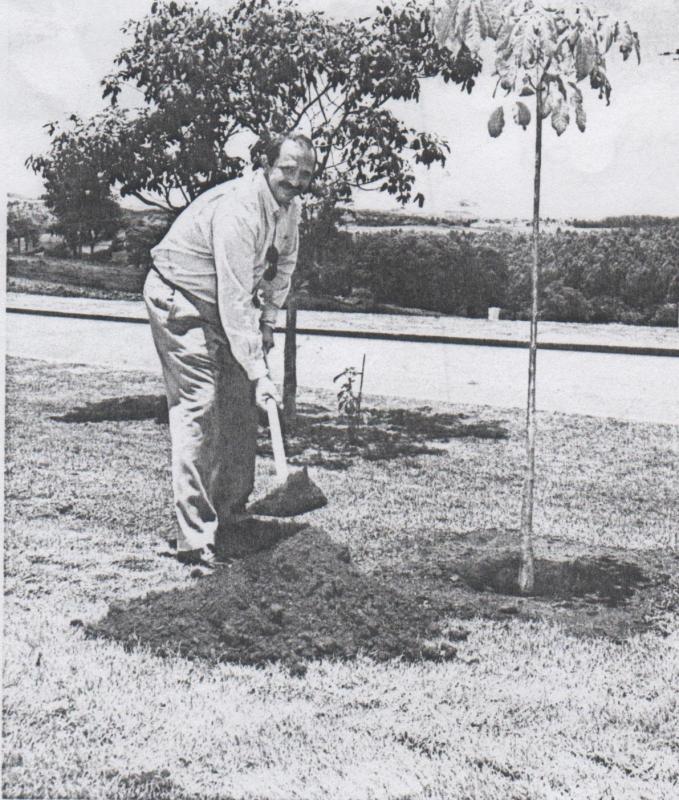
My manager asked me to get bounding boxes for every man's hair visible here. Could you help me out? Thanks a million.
[252,132,316,170]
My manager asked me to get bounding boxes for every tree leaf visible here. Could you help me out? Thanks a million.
[555,74,567,100]
[513,101,531,130]
[433,0,498,53]
[575,102,586,132]
[551,100,570,136]
[487,105,505,138]
[575,36,595,82]
[619,21,641,64]
[599,17,618,53]
[573,93,587,132]
[540,94,552,119]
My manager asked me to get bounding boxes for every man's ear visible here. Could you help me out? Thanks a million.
[260,153,270,170]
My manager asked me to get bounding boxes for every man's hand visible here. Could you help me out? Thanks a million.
[255,375,280,411]
[261,322,275,354]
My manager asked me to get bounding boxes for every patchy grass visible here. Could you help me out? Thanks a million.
[4,357,679,800]
[7,255,145,295]
[6,274,141,302]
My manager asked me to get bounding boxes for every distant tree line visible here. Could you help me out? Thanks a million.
[343,208,476,228]
[570,215,679,229]
[299,224,679,326]
[10,203,678,326]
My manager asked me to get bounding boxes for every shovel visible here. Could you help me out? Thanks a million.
[248,397,327,517]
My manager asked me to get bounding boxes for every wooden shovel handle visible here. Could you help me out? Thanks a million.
[266,397,289,481]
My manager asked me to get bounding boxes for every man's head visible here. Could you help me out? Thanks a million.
[259,133,316,207]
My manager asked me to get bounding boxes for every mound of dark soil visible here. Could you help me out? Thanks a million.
[214,518,310,558]
[88,527,461,670]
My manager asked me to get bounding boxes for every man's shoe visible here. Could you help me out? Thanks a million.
[176,548,215,567]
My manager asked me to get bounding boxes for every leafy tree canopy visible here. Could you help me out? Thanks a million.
[26,116,124,257]
[435,0,640,137]
[39,0,481,212]
[7,199,53,251]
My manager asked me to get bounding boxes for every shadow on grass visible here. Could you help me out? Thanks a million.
[105,769,236,800]
[54,394,169,424]
[53,395,509,470]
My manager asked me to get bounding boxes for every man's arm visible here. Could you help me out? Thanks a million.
[211,203,269,381]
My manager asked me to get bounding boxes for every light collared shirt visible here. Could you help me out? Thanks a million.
[151,170,301,380]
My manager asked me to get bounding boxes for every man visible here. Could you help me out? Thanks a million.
[144,132,316,566]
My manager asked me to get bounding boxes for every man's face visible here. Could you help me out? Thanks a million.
[264,139,315,206]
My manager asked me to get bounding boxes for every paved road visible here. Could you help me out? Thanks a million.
[6,312,679,425]
[8,290,679,351]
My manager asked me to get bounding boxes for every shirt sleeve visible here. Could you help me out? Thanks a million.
[259,207,300,327]
[210,202,268,381]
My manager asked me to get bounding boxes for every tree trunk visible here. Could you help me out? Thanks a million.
[283,286,298,429]
[518,86,544,595]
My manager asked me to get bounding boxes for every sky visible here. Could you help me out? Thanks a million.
[4,0,679,219]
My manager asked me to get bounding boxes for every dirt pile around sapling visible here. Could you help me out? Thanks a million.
[379,529,679,640]
[88,527,461,668]
[459,553,648,604]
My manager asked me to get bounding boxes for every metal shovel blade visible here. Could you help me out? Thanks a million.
[248,467,328,517]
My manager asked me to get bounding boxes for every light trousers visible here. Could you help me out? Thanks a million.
[143,269,258,551]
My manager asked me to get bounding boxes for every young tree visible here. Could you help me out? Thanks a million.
[27,116,124,257]
[435,0,640,592]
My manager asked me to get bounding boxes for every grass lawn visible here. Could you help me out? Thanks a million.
[3,357,679,800]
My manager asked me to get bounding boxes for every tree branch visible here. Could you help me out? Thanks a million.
[292,84,333,129]
[130,190,173,212]
[163,187,182,211]
[317,106,352,176]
